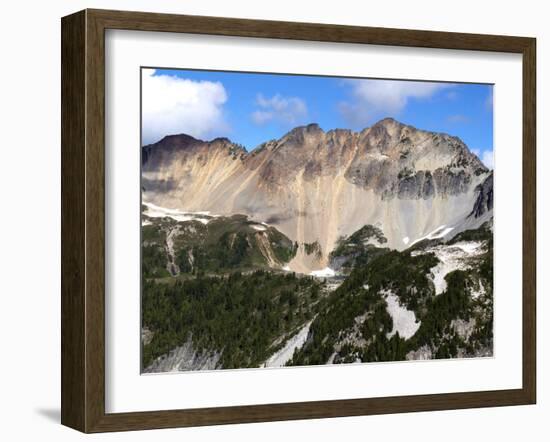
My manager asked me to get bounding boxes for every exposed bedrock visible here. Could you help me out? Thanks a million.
[142,118,493,272]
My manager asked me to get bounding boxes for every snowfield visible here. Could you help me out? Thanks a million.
[310,267,336,277]
[384,291,421,340]
[262,321,312,368]
[415,241,485,295]
[409,224,455,247]
[142,201,213,224]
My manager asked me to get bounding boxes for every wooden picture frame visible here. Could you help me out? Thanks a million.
[61,8,536,433]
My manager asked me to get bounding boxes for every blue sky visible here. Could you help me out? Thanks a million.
[141,68,493,167]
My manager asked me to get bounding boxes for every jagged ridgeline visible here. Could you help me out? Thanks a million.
[141,118,494,372]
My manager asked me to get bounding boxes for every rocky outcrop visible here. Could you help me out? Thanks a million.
[344,119,486,198]
[142,118,492,272]
[469,172,494,218]
[143,337,221,373]
[329,225,388,273]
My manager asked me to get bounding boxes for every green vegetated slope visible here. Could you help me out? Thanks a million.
[142,208,493,371]
[141,212,327,369]
[142,271,325,369]
[287,222,493,366]
[329,224,389,274]
[142,213,297,278]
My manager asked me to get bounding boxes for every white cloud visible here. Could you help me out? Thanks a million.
[251,94,308,126]
[339,79,451,126]
[481,149,494,169]
[471,148,494,169]
[141,69,229,145]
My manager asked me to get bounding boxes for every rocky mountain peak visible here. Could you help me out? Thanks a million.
[143,119,489,200]
[289,122,323,134]
[142,132,247,168]
[141,118,493,271]
[278,123,324,145]
[154,133,202,148]
[142,133,201,166]
[371,116,403,131]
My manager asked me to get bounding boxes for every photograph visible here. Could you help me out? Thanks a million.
[140,68,494,373]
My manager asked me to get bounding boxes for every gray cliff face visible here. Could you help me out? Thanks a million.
[469,172,494,218]
[343,119,487,199]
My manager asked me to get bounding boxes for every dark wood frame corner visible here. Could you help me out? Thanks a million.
[61,8,536,433]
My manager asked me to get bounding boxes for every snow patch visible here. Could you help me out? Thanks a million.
[417,241,485,295]
[142,201,213,224]
[282,265,291,272]
[470,280,486,300]
[453,242,482,254]
[310,267,336,278]
[384,292,420,340]
[406,345,432,360]
[409,225,455,247]
[263,321,312,368]
[402,236,410,245]
[251,224,267,231]
[142,219,152,226]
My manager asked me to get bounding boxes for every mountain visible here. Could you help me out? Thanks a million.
[141,118,492,273]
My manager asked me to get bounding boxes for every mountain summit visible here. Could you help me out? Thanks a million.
[142,119,492,272]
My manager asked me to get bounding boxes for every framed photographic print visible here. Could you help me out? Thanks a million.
[61,9,536,433]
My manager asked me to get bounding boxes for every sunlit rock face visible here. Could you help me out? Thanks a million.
[142,118,492,272]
